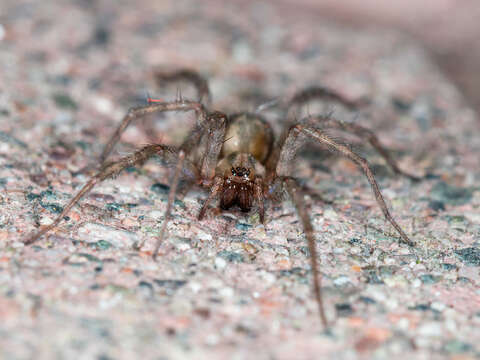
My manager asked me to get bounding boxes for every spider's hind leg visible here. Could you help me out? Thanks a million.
[286,86,364,113]
[153,69,212,105]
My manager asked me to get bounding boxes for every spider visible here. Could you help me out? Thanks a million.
[24,69,420,328]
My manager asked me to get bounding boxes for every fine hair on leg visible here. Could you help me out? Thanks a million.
[276,124,414,246]
[284,177,328,328]
[23,144,185,245]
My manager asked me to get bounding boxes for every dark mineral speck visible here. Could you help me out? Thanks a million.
[89,240,113,250]
[151,183,170,195]
[455,247,480,266]
[217,250,245,263]
[419,274,441,284]
[444,340,472,354]
[26,193,42,201]
[106,203,121,212]
[335,303,354,317]
[428,200,445,211]
[153,279,187,290]
[235,223,252,231]
[441,263,457,271]
[430,181,473,206]
[391,97,412,112]
[41,203,63,214]
[52,92,78,110]
[358,296,376,304]
[93,26,111,47]
[409,304,430,311]
[138,281,154,298]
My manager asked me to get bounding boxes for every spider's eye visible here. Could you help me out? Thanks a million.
[246,169,250,176]
[231,168,236,175]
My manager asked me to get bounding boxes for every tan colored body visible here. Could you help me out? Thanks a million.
[220,113,273,164]
[213,113,273,212]
[216,113,273,178]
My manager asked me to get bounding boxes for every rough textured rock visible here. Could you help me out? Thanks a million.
[1,1,479,359]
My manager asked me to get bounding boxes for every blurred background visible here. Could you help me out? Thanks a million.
[270,0,480,116]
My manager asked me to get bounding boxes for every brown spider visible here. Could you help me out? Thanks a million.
[24,69,419,328]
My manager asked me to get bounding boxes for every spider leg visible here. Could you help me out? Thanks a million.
[254,177,265,224]
[200,111,227,182]
[276,124,415,247]
[197,176,224,220]
[154,69,212,105]
[283,176,328,328]
[23,144,190,245]
[100,100,207,164]
[152,150,185,260]
[149,111,226,255]
[267,87,362,178]
[286,86,365,113]
[308,115,421,181]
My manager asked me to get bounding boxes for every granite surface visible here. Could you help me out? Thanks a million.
[1,1,480,359]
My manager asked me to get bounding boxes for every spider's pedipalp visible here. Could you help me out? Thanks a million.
[198,176,224,220]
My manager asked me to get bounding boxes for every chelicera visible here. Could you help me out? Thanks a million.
[24,69,420,328]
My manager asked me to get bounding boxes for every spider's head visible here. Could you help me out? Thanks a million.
[220,165,255,213]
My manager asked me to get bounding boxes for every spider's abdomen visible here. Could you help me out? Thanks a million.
[221,113,273,164]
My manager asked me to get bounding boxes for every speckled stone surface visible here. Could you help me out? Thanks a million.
[1,1,480,359]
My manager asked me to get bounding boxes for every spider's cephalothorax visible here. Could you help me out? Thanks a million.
[215,113,273,213]
[24,69,421,328]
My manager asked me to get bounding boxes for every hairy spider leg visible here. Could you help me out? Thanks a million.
[100,100,207,164]
[306,115,421,181]
[284,177,328,328]
[276,124,415,247]
[286,86,367,114]
[23,145,193,245]
[152,150,185,260]
[197,176,224,220]
[151,111,228,258]
[284,86,420,181]
[200,111,227,181]
[253,177,265,224]
[154,69,212,105]
[140,69,211,144]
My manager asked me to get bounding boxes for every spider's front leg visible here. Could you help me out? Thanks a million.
[23,145,194,245]
[276,123,415,247]
[151,110,227,258]
[305,115,421,181]
[269,175,327,327]
[100,100,207,164]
